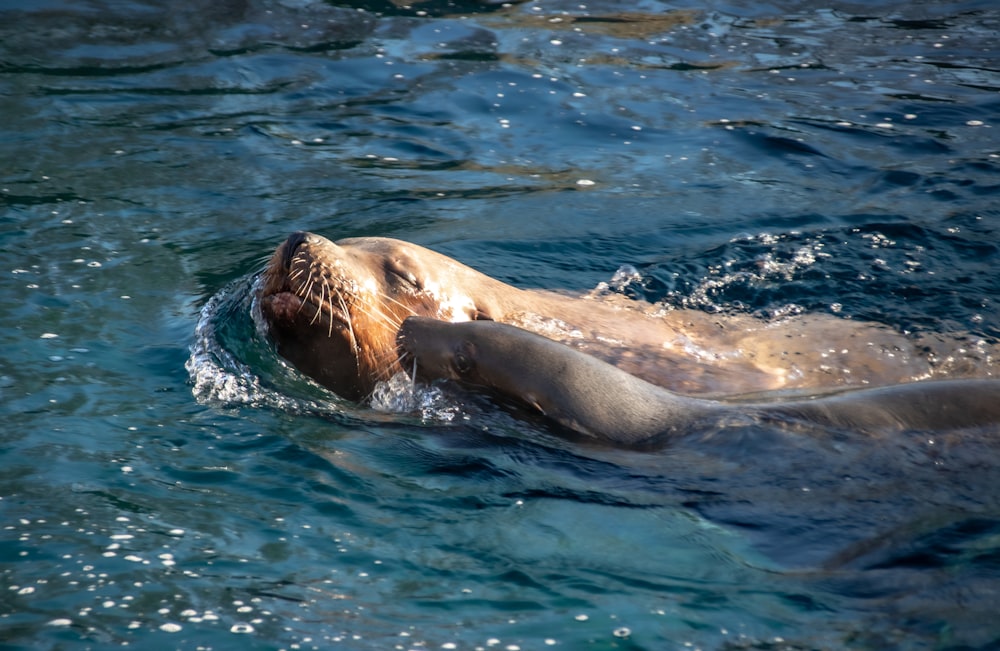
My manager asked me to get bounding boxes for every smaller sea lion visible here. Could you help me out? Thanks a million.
[397,316,1000,447]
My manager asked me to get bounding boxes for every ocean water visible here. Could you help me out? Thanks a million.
[2,0,999,649]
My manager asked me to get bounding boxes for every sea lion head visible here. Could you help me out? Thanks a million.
[397,317,529,395]
[257,232,500,401]
[396,316,478,384]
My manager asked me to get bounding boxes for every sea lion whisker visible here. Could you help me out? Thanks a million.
[341,300,377,325]
[379,293,421,319]
[348,300,401,334]
[378,293,413,312]
[374,300,416,331]
[367,345,402,379]
[296,272,316,315]
[309,280,326,326]
[327,282,336,338]
[369,308,404,332]
[338,293,360,353]
[362,347,397,389]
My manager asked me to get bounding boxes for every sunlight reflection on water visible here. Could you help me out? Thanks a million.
[2,0,1000,649]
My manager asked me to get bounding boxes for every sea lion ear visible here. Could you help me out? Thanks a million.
[471,307,493,321]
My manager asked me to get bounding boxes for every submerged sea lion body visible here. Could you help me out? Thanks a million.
[256,231,994,401]
[397,317,1000,447]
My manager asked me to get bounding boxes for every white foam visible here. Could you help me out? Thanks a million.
[186,275,336,414]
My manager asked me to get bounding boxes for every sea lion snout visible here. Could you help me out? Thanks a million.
[397,317,464,383]
[396,318,416,368]
[280,231,310,270]
[397,317,438,362]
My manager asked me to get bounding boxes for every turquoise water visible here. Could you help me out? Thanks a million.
[2,1,1000,649]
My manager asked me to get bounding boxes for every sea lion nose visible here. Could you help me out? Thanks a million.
[396,319,415,366]
[281,231,309,270]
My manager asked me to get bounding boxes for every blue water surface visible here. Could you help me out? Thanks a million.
[2,0,1000,649]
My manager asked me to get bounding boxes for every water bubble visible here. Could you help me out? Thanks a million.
[370,371,420,412]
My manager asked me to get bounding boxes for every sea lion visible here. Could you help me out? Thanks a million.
[256,231,994,402]
[397,316,1000,447]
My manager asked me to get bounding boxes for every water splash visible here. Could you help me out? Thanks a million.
[186,277,262,404]
[185,275,339,414]
[370,371,462,423]
[591,264,643,295]
[677,232,830,317]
